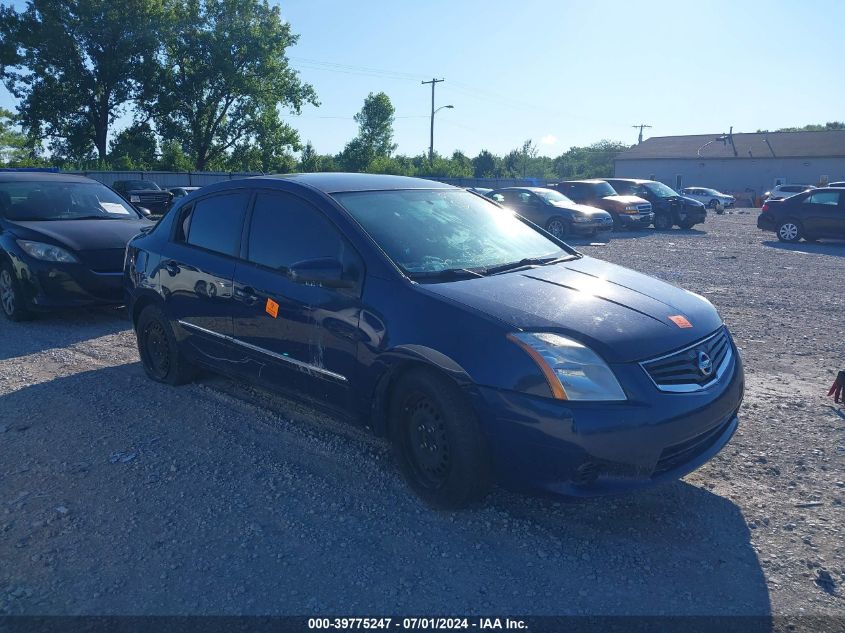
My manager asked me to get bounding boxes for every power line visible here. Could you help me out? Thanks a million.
[632,123,652,144]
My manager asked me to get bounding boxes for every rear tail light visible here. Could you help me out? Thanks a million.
[761,203,770,213]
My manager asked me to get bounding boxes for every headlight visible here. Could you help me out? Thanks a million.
[571,214,592,223]
[508,332,626,401]
[130,195,141,203]
[16,240,78,263]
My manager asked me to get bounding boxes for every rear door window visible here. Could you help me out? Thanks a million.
[184,192,250,257]
[805,191,841,206]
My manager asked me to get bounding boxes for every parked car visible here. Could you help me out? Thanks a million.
[168,186,201,199]
[553,179,653,229]
[112,179,173,215]
[827,181,845,188]
[762,184,816,201]
[488,187,613,238]
[125,174,744,508]
[682,187,735,213]
[0,172,152,320]
[757,187,845,242]
[605,179,707,230]
[466,187,493,197]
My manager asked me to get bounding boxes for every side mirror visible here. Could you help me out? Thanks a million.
[288,257,353,289]
[136,206,152,217]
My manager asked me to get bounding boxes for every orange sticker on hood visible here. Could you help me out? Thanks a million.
[265,298,279,318]
[668,315,692,328]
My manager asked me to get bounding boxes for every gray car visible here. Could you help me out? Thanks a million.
[489,187,613,238]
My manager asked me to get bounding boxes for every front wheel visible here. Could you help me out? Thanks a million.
[777,221,802,243]
[0,263,31,322]
[679,220,696,230]
[653,213,672,230]
[136,305,195,385]
[390,368,491,509]
[545,217,569,239]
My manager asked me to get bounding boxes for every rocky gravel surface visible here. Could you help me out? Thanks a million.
[1,211,843,618]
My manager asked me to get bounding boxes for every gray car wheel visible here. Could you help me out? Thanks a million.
[0,264,31,322]
[545,217,569,239]
[777,221,802,243]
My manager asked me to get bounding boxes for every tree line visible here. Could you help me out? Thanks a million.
[0,0,625,179]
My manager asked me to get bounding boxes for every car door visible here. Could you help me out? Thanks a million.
[159,191,250,366]
[800,190,843,237]
[231,190,365,414]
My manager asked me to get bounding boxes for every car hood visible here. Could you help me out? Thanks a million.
[10,218,153,252]
[602,194,649,206]
[550,201,609,216]
[421,256,723,363]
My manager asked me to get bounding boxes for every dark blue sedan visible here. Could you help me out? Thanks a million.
[124,174,744,508]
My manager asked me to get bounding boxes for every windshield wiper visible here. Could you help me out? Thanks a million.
[486,254,577,276]
[68,214,123,220]
[407,268,486,282]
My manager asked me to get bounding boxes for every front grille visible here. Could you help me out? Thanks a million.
[641,328,732,392]
[138,193,170,204]
[653,415,734,475]
[637,203,652,212]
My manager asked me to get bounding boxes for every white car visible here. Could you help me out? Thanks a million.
[681,187,735,213]
[763,184,816,201]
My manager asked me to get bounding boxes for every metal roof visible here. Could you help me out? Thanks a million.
[616,130,845,161]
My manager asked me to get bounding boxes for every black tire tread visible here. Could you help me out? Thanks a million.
[0,262,32,322]
[136,304,195,385]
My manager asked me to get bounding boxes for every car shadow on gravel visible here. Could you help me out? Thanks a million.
[0,306,129,361]
[762,240,845,257]
[0,362,773,620]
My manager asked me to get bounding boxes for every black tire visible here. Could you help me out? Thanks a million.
[708,199,719,210]
[389,367,491,509]
[679,220,695,230]
[545,216,569,239]
[653,213,672,230]
[0,262,32,322]
[777,220,802,243]
[136,304,195,385]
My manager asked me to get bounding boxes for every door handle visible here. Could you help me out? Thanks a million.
[239,286,259,305]
[165,261,180,276]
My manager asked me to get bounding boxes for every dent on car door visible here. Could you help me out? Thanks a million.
[159,191,250,363]
[231,191,365,412]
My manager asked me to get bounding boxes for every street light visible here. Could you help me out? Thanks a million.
[429,104,454,163]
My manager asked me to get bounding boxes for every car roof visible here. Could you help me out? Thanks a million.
[606,178,650,184]
[490,186,551,192]
[558,179,609,184]
[250,172,454,194]
[0,172,96,184]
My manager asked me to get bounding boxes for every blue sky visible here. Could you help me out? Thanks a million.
[2,0,844,157]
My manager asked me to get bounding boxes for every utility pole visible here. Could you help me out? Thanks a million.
[632,124,652,144]
[422,78,445,163]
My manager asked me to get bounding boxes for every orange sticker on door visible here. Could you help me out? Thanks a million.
[265,298,279,318]
[668,315,693,328]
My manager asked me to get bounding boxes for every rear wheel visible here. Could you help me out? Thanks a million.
[653,213,672,230]
[136,305,195,385]
[679,220,696,230]
[0,263,31,322]
[545,217,569,239]
[777,220,802,243]
[390,368,491,509]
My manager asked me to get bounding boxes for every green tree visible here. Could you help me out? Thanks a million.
[157,139,192,171]
[472,150,497,178]
[553,140,628,180]
[0,107,27,164]
[0,0,163,161]
[298,141,321,172]
[109,122,158,169]
[146,0,317,170]
[339,92,396,171]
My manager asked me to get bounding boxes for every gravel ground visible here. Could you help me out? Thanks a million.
[1,210,844,617]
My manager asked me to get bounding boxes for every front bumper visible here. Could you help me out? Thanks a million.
[12,254,125,310]
[470,340,744,497]
[616,212,654,228]
[571,218,614,234]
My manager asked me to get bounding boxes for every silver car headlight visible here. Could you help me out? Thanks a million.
[17,240,79,263]
[571,214,592,223]
[508,332,626,401]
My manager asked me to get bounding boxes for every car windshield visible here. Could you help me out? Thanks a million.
[594,182,617,197]
[644,182,680,198]
[120,180,160,190]
[334,189,571,274]
[0,181,139,221]
[534,189,573,204]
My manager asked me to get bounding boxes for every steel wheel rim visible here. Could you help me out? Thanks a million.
[0,269,14,316]
[143,321,170,379]
[547,219,565,238]
[403,394,451,489]
[780,223,798,240]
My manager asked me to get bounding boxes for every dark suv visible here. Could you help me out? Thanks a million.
[124,174,742,508]
[553,179,653,229]
[112,179,173,216]
[605,179,707,230]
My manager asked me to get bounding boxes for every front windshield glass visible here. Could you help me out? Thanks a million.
[594,182,617,197]
[0,181,139,221]
[644,182,680,198]
[334,189,569,274]
[534,189,573,204]
[121,180,160,190]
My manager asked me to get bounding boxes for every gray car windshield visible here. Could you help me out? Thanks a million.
[594,182,617,197]
[534,189,572,204]
[334,189,570,274]
[0,181,139,221]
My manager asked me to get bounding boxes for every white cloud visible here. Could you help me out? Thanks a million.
[540,134,558,146]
